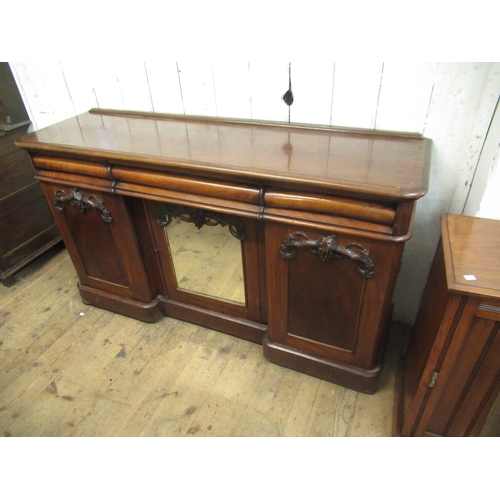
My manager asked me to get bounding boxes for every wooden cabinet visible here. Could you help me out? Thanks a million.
[16,109,431,393]
[0,63,61,285]
[395,214,500,436]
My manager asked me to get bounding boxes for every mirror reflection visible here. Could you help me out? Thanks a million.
[165,218,246,305]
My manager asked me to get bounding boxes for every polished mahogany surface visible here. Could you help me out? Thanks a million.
[443,214,500,298]
[16,109,431,200]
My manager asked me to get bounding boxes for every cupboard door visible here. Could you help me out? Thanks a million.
[146,200,266,343]
[426,306,500,436]
[284,230,368,357]
[40,183,154,304]
[265,221,402,391]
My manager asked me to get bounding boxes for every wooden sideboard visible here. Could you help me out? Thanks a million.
[395,214,500,436]
[16,109,431,393]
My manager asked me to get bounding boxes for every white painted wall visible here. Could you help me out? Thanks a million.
[9,62,500,324]
[463,96,500,221]
[477,154,500,220]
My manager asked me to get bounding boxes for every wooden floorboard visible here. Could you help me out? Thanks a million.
[1,245,409,437]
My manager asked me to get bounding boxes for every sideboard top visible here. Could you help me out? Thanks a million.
[17,109,432,200]
[442,213,500,299]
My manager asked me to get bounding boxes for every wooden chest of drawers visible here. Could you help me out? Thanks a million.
[0,63,60,285]
[395,214,500,436]
[16,109,431,393]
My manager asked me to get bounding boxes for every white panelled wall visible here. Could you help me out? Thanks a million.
[9,62,500,325]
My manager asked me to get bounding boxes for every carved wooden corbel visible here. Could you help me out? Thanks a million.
[54,187,113,223]
[280,232,374,278]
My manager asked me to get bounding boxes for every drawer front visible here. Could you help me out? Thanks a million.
[265,190,396,226]
[263,189,412,240]
[0,128,36,198]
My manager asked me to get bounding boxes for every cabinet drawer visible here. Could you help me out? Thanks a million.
[265,190,396,224]
[264,190,398,236]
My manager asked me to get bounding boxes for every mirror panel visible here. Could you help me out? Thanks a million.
[164,218,246,305]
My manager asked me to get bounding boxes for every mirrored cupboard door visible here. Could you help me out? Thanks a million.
[146,200,266,343]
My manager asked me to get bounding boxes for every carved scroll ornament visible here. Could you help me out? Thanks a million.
[280,232,374,278]
[156,203,246,241]
[54,187,113,223]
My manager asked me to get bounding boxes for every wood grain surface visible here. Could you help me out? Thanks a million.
[16,109,431,200]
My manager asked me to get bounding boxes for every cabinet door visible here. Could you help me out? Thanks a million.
[425,302,500,436]
[41,183,154,304]
[265,221,403,390]
[146,200,266,343]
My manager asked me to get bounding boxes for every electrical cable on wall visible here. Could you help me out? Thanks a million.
[282,62,294,123]
[281,63,294,161]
